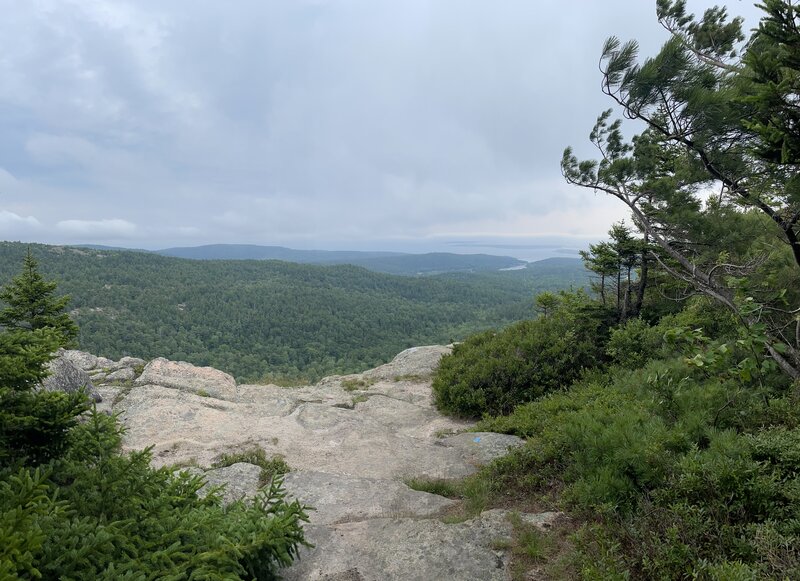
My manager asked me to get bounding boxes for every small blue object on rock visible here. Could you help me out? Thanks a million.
[473,436,481,443]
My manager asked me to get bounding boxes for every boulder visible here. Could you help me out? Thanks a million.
[95,356,115,369]
[363,345,451,380]
[135,357,237,400]
[59,349,100,371]
[42,356,102,402]
[107,356,146,372]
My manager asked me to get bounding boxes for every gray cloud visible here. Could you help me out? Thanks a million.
[0,0,766,252]
[0,210,43,239]
[56,218,138,239]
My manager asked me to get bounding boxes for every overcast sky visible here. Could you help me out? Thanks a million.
[0,0,765,257]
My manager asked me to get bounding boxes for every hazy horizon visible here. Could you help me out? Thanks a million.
[2,234,593,263]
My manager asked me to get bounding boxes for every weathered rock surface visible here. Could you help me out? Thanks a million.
[111,356,145,371]
[362,344,452,380]
[42,349,153,407]
[282,471,457,525]
[135,357,237,400]
[284,510,516,581]
[105,367,136,383]
[41,356,101,402]
[198,462,262,506]
[441,432,529,466]
[108,345,540,579]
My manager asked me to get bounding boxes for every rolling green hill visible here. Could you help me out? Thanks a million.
[0,242,588,381]
[156,244,526,274]
[156,244,404,263]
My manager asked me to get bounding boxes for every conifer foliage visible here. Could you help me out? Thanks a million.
[0,251,85,468]
[562,0,800,380]
[0,249,78,346]
[0,252,309,578]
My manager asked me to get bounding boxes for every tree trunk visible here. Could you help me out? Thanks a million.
[633,237,649,317]
[600,274,606,306]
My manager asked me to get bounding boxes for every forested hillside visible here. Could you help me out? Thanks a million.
[135,244,529,275]
[0,242,587,381]
[156,244,405,263]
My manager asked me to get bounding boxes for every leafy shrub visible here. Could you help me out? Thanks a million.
[605,317,664,368]
[433,294,610,417]
[478,350,800,578]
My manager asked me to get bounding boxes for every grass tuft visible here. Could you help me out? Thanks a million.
[404,477,462,498]
[341,377,376,391]
[212,447,290,487]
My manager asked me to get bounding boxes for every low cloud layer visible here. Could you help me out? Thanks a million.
[0,0,764,253]
[56,218,138,239]
[0,210,43,237]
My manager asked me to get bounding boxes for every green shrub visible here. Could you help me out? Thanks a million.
[433,295,610,417]
[213,446,291,487]
[0,410,309,580]
[605,317,664,368]
[747,427,800,474]
[478,351,800,578]
[404,477,461,498]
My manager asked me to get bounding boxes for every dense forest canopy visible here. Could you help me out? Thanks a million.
[0,242,588,382]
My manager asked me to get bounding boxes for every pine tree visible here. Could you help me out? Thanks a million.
[0,249,78,348]
[534,291,560,318]
[0,251,85,468]
[562,0,800,379]
[580,241,618,307]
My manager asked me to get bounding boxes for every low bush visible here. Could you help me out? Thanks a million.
[605,317,664,368]
[432,293,611,417]
[1,410,310,579]
[477,350,800,578]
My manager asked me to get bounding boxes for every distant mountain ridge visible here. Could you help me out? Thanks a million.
[79,243,528,275]
[156,244,404,263]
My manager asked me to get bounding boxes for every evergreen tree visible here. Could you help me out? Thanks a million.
[0,261,87,467]
[562,0,800,379]
[580,225,649,319]
[0,252,309,579]
[741,0,800,165]
[535,291,560,318]
[580,241,618,307]
[0,249,78,347]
